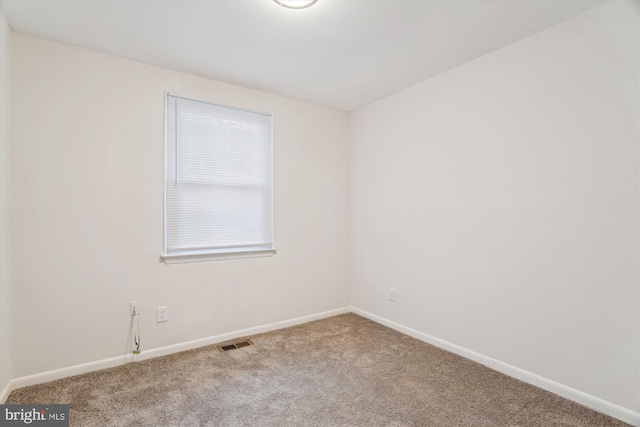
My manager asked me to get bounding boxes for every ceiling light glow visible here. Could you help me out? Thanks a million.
[273,0,318,9]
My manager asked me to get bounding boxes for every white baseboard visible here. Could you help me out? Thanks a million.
[4,305,638,427]
[6,306,351,397]
[134,306,351,362]
[0,380,13,404]
[10,354,133,392]
[351,307,640,427]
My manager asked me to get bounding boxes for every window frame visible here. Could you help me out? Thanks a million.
[161,93,276,264]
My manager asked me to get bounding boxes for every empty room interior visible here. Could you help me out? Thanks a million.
[0,0,639,425]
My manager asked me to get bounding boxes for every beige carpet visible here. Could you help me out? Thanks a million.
[6,313,630,426]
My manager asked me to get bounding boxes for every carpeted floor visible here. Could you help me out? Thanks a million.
[6,313,630,426]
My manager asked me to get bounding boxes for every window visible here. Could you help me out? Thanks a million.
[163,94,275,263]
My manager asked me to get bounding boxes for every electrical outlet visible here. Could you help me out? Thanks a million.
[130,301,140,316]
[389,288,397,302]
[157,306,168,323]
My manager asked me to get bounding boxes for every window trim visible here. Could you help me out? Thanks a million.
[161,92,276,264]
[162,247,276,264]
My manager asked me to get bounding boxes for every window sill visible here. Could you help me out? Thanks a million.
[162,247,276,264]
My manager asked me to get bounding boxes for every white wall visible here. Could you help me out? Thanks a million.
[350,0,639,413]
[11,33,350,378]
[0,10,12,395]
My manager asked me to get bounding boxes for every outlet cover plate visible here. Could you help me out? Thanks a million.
[157,306,168,323]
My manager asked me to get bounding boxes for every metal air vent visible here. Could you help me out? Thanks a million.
[218,340,253,352]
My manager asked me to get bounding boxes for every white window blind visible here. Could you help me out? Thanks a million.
[164,94,274,263]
